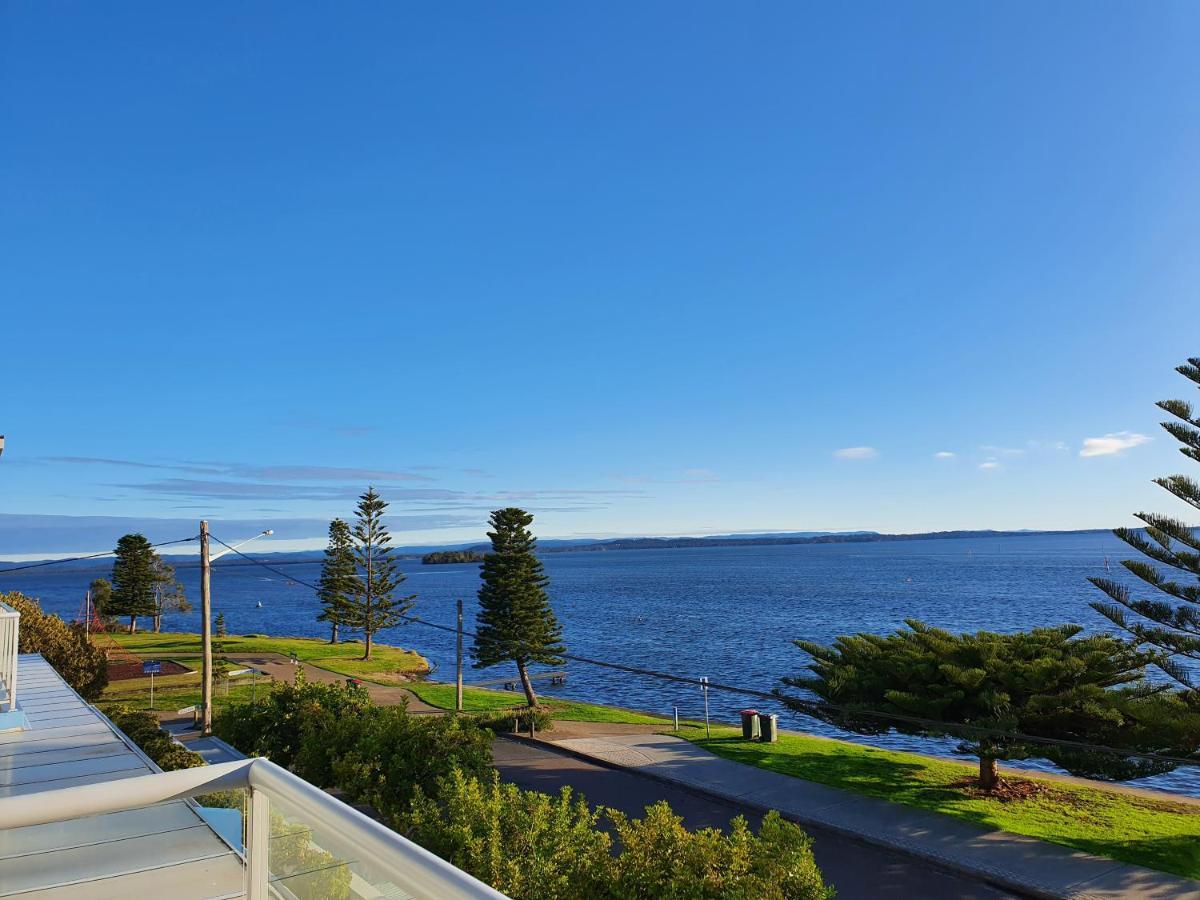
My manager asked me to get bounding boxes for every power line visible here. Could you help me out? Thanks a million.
[207,533,1200,770]
[0,536,200,575]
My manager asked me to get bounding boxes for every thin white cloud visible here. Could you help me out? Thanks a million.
[1079,432,1151,458]
[834,446,879,460]
[933,451,956,460]
[681,468,719,483]
[978,460,1002,471]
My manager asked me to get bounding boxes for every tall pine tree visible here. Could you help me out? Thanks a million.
[1092,356,1200,693]
[472,507,565,707]
[317,518,356,643]
[109,533,159,634]
[345,488,414,659]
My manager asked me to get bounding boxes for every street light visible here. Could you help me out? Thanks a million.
[199,525,273,735]
[211,529,274,562]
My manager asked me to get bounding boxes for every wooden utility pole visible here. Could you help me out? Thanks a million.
[455,598,464,713]
[200,520,213,735]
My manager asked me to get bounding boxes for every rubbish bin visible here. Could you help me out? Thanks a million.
[740,709,760,741]
[757,712,778,743]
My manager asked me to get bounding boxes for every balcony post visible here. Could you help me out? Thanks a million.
[246,784,271,900]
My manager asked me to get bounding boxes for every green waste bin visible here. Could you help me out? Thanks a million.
[740,709,760,740]
[757,712,778,743]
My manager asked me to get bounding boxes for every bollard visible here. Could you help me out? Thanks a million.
[673,706,679,731]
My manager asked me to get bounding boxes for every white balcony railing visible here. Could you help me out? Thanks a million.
[0,756,509,899]
[0,601,18,715]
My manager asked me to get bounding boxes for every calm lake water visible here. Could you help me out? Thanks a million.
[6,531,1199,796]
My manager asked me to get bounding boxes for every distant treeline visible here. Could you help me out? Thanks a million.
[421,550,486,565]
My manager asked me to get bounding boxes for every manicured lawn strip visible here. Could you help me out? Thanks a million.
[100,678,262,715]
[675,725,1200,879]
[408,681,686,725]
[107,632,429,683]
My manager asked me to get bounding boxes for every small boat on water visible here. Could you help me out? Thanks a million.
[256,601,264,609]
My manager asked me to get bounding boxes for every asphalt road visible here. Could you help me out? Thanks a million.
[492,737,1018,900]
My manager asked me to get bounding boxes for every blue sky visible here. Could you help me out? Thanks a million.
[2,3,1199,557]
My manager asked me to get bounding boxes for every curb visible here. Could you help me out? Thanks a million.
[501,733,1070,900]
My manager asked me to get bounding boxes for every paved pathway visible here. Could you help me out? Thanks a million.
[540,731,1200,900]
[494,736,1015,900]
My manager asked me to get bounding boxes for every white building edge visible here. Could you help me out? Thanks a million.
[0,600,508,899]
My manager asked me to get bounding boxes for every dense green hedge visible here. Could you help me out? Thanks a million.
[3,591,108,700]
[215,674,493,815]
[104,705,204,771]
[403,770,833,900]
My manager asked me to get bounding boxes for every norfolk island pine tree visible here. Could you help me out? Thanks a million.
[109,533,160,634]
[471,507,565,707]
[1091,356,1200,699]
[345,488,415,660]
[317,518,356,644]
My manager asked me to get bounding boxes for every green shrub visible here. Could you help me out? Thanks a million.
[400,770,610,899]
[215,673,372,768]
[104,704,204,771]
[474,705,553,734]
[216,676,493,817]
[399,771,833,900]
[3,591,108,699]
[333,708,493,820]
[605,804,833,899]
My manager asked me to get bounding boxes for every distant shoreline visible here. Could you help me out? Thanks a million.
[533,528,1116,554]
[0,527,1121,568]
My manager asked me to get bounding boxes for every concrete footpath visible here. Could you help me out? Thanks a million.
[541,731,1200,900]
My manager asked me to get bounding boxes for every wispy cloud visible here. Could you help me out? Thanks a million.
[1079,432,1151,458]
[44,456,435,483]
[834,446,879,460]
[681,468,719,483]
[978,459,1002,471]
[120,479,461,502]
[933,451,956,460]
[229,464,434,482]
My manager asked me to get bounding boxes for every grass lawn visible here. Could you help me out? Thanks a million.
[107,632,429,684]
[407,681,686,725]
[100,672,266,715]
[675,725,1200,880]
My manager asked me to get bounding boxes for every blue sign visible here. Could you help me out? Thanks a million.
[142,661,162,675]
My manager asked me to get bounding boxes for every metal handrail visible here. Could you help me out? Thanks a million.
[0,601,18,714]
[0,757,508,900]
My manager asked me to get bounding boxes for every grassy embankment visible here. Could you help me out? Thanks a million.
[107,631,429,683]
[675,724,1200,880]
[406,681,689,725]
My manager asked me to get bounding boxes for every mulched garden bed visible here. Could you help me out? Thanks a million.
[106,659,193,681]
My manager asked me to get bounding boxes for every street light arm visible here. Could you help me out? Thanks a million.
[210,529,274,562]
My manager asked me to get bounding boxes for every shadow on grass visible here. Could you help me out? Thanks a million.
[697,736,947,802]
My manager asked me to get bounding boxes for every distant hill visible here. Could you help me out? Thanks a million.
[1,527,1117,568]
[529,528,1112,553]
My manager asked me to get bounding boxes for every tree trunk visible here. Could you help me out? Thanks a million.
[330,622,339,644]
[363,630,372,661]
[516,658,538,708]
[128,616,136,635]
[979,756,1000,791]
[153,614,161,633]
